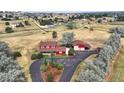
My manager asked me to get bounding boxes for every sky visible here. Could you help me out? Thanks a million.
[0,0,124,12]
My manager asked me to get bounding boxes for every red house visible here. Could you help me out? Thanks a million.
[73,40,91,51]
[38,40,91,56]
[38,41,67,56]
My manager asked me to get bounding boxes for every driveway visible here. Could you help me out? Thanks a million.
[30,59,44,82]
[30,50,98,82]
[60,51,97,82]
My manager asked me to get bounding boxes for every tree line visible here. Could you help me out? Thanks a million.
[0,42,26,82]
[76,32,121,82]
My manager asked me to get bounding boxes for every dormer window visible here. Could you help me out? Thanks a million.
[41,46,44,48]
[52,46,55,48]
[46,46,49,48]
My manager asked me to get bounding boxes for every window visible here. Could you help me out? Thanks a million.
[59,51,62,54]
[46,46,49,48]
[41,46,44,48]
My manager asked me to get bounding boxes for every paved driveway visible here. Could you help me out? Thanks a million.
[30,50,98,82]
[60,51,96,82]
[30,59,44,82]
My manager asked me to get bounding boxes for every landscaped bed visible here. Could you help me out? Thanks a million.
[40,62,64,82]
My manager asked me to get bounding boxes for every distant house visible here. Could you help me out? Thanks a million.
[73,40,91,51]
[10,22,24,28]
[38,40,91,56]
[10,22,18,28]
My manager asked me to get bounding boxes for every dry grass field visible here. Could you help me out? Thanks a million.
[0,19,122,81]
[0,21,6,32]
[110,38,124,81]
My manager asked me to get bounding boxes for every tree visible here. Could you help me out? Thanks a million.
[54,17,58,23]
[109,27,124,38]
[68,48,75,56]
[5,27,14,33]
[31,52,43,60]
[52,31,57,38]
[5,22,10,25]
[13,51,22,59]
[0,41,11,56]
[65,22,77,29]
[47,73,53,82]
[97,19,102,23]
[24,20,31,26]
[89,27,94,31]
[76,33,121,82]
[39,19,53,26]
[60,32,74,47]
[0,42,26,82]
[57,64,64,70]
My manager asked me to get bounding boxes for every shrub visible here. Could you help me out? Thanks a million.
[1,18,11,21]
[65,22,77,29]
[24,21,31,26]
[44,61,48,66]
[31,52,43,60]
[31,54,38,60]
[50,62,58,68]
[5,27,14,33]
[13,51,22,59]
[109,27,124,38]
[89,27,94,31]
[40,65,47,72]
[47,73,53,82]
[68,48,75,56]
[37,52,43,59]
[52,31,57,38]
[57,64,64,70]
[39,19,53,26]
[5,22,10,25]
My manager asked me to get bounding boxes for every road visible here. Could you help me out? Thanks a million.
[30,50,98,82]
[30,59,44,82]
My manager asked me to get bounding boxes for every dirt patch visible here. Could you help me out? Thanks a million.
[41,64,63,82]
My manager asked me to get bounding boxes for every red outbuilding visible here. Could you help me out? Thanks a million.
[73,40,91,51]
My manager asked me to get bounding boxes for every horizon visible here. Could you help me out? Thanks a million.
[1,11,124,13]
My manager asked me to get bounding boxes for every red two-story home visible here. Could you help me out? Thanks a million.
[38,41,68,56]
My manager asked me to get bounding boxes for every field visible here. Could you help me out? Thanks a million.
[110,38,124,81]
[0,19,123,81]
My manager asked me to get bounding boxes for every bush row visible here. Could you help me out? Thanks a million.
[76,33,121,82]
[109,27,124,37]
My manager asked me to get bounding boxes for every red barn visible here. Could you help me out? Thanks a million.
[73,40,91,51]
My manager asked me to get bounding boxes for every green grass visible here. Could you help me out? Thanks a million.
[43,55,68,59]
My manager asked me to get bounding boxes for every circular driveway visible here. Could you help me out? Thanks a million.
[30,50,98,82]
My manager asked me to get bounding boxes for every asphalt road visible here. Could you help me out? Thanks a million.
[30,50,98,82]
